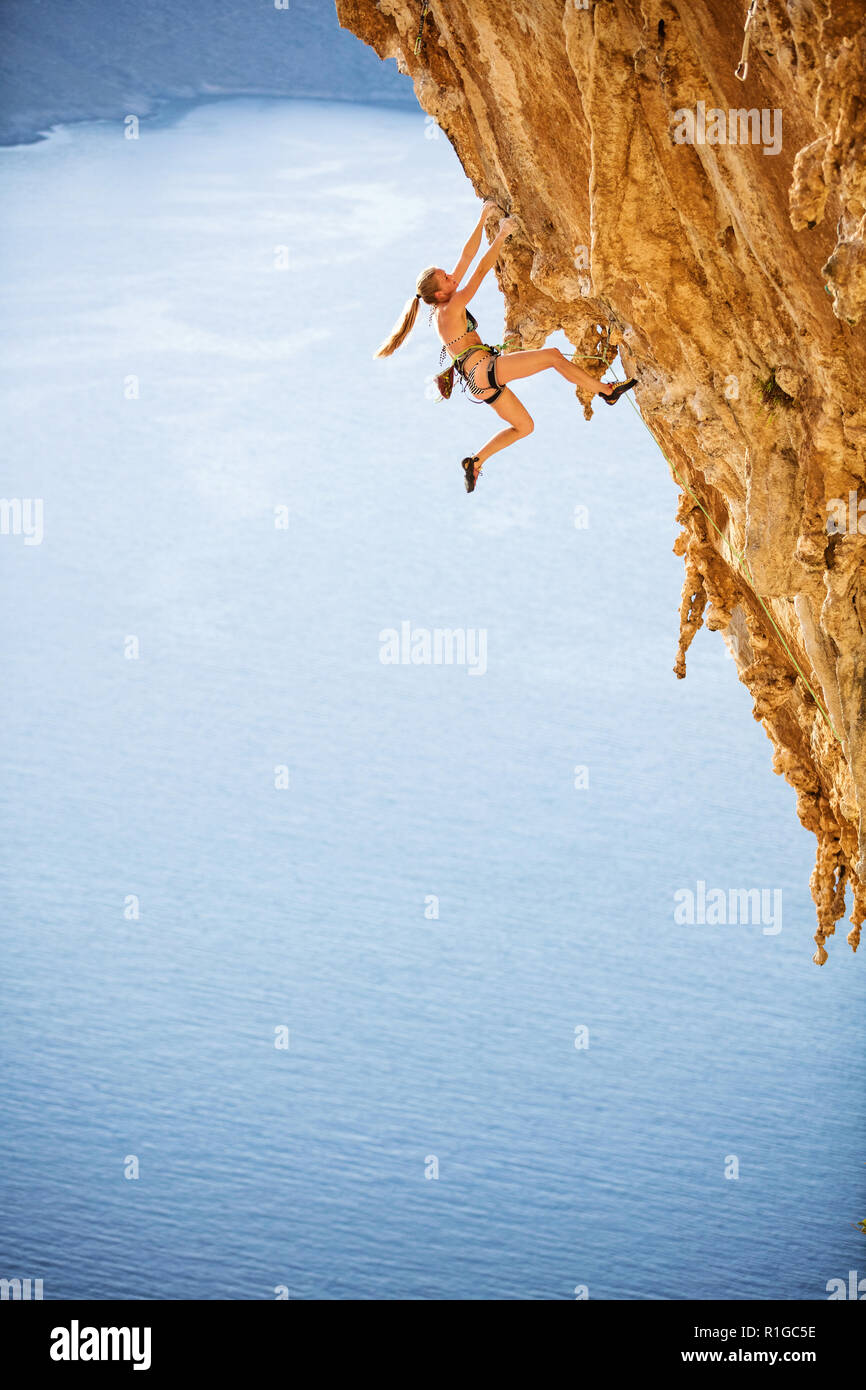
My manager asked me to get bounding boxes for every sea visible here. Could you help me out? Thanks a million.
[0,96,862,1300]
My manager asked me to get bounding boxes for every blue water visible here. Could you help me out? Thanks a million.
[0,98,862,1301]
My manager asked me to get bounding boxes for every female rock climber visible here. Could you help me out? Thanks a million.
[374,201,637,492]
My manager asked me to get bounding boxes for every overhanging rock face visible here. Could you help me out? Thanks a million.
[337,0,866,963]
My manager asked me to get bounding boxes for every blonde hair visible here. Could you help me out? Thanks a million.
[374,266,441,357]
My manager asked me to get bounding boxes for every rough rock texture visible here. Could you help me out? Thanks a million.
[337,0,866,963]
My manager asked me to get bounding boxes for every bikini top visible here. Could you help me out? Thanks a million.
[442,308,479,350]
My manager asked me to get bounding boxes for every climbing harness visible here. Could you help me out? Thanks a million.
[414,1,430,56]
[434,309,518,402]
[606,365,842,743]
[735,0,759,81]
[435,337,519,402]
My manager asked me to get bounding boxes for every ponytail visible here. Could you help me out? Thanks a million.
[374,293,421,358]
[374,267,440,358]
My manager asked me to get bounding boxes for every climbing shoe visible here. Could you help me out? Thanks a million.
[462,455,481,493]
[601,377,637,405]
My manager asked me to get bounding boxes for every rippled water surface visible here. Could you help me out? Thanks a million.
[0,99,862,1300]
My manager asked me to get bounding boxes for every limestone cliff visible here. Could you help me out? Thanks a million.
[337,0,866,963]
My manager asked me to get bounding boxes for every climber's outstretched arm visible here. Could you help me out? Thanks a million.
[450,200,499,284]
[452,218,517,305]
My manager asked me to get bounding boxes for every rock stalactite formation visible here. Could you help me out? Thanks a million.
[337,0,866,962]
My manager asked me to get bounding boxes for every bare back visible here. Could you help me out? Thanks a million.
[435,299,483,364]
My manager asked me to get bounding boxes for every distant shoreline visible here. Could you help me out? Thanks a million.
[0,88,417,150]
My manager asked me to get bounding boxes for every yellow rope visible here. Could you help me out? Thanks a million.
[606,366,842,743]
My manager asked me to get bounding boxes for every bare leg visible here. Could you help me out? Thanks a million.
[495,346,615,395]
[474,388,534,474]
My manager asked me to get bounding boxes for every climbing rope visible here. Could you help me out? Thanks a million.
[604,364,842,743]
[735,0,759,81]
[414,1,430,56]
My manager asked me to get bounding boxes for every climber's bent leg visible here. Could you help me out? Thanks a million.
[495,347,613,396]
[475,387,534,466]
